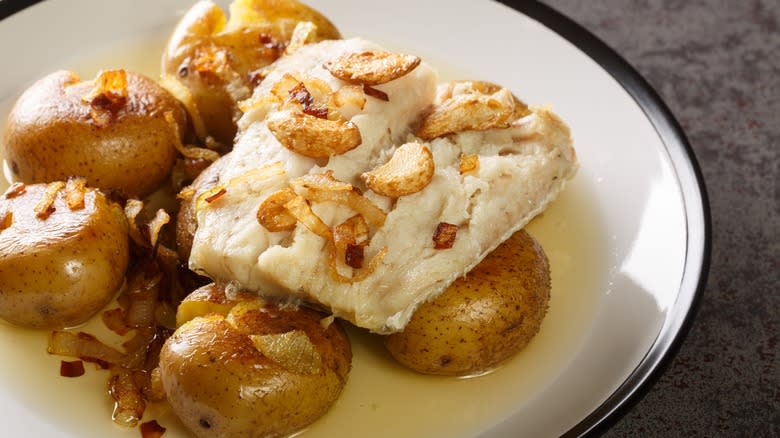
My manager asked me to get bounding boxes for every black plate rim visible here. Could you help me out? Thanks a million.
[0,1,712,437]
[494,1,711,437]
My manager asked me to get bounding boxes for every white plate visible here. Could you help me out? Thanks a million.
[0,1,709,437]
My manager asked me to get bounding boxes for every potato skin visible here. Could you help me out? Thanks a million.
[162,0,340,145]
[3,70,187,197]
[160,295,351,438]
[384,230,550,376]
[0,184,129,328]
[175,155,229,260]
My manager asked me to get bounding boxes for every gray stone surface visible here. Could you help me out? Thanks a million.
[537,0,780,436]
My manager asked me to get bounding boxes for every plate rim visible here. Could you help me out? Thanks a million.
[0,0,712,437]
[494,1,712,436]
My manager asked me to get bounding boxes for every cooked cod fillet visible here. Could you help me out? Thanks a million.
[189,38,576,333]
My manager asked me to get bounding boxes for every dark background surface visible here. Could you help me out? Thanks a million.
[536,1,779,436]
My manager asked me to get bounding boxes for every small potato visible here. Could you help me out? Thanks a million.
[384,230,550,376]
[3,70,187,197]
[0,183,129,328]
[162,0,340,145]
[175,282,257,327]
[160,285,351,438]
[175,155,229,260]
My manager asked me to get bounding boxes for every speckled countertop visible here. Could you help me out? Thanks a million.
[536,1,779,436]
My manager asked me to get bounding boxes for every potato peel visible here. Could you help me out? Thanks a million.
[361,142,434,197]
[250,330,323,375]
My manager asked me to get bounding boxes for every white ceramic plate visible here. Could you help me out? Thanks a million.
[0,1,709,437]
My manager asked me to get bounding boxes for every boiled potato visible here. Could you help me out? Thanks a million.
[175,154,229,260]
[175,282,258,327]
[0,183,129,328]
[162,0,340,145]
[160,284,351,438]
[384,230,550,376]
[3,70,187,197]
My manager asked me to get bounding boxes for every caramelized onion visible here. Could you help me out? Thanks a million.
[3,182,26,198]
[47,331,125,366]
[34,181,65,219]
[0,209,12,232]
[109,367,145,427]
[64,177,87,210]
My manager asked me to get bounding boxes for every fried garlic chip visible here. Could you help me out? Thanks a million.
[266,109,361,158]
[439,80,531,121]
[361,142,434,197]
[324,51,421,85]
[285,21,318,55]
[416,83,517,140]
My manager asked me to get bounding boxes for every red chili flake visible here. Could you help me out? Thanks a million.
[345,243,365,269]
[258,33,286,57]
[432,222,458,249]
[248,69,267,87]
[3,182,26,198]
[204,187,227,203]
[303,105,329,119]
[363,84,389,102]
[140,419,167,438]
[60,360,85,378]
[289,82,315,108]
[288,82,329,119]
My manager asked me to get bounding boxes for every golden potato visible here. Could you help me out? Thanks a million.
[161,0,340,145]
[384,230,550,376]
[160,287,351,438]
[3,70,187,197]
[175,154,229,260]
[0,183,129,328]
[175,282,257,327]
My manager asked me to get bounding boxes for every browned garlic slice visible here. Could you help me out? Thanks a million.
[324,51,421,85]
[266,109,362,158]
[361,142,434,197]
[416,82,517,140]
